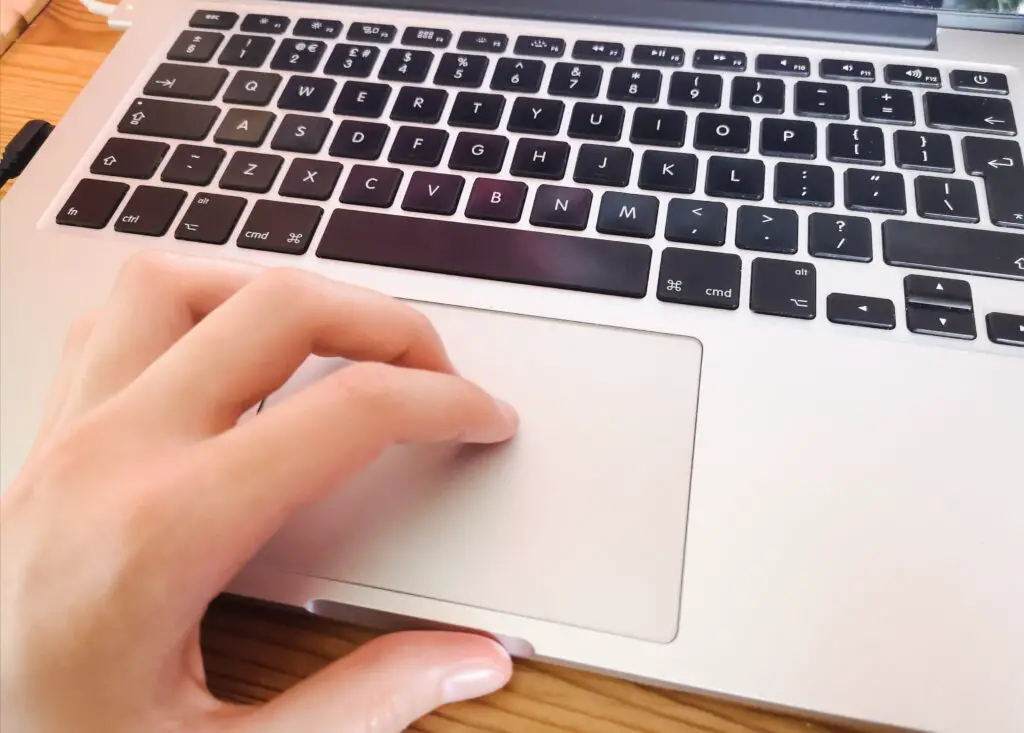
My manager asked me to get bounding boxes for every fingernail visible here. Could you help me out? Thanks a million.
[495,398,519,426]
[441,664,509,705]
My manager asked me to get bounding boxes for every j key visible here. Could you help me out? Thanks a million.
[402,171,465,215]
[568,103,625,142]
[90,138,169,179]
[950,70,1009,96]
[664,199,728,246]
[294,18,343,39]
[597,193,659,238]
[574,145,633,187]
[324,44,379,77]
[885,64,940,88]
[826,124,885,165]
[915,177,980,224]
[330,120,390,160]
[238,200,323,255]
[658,248,741,310]
[808,213,872,262]
[279,158,343,200]
[638,151,697,194]
[906,307,976,340]
[448,92,505,129]
[548,63,603,99]
[347,23,396,43]
[756,55,810,77]
[845,169,906,214]
[694,50,746,72]
[903,274,973,311]
[278,76,336,113]
[219,151,283,193]
[515,36,565,58]
[630,108,687,147]
[457,32,508,53]
[189,11,238,30]
[510,138,570,180]
[705,157,765,200]
[390,87,448,124]
[449,132,508,173]
[731,77,785,114]
[339,165,403,207]
[241,14,289,34]
[213,109,275,147]
[962,136,1024,228]
[760,119,817,159]
[573,40,624,62]
[608,68,662,103]
[465,178,528,223]
[633,45,685,67]
[218,35,275,67]
[55,179,129,229]
[750,258,816,319]
[774,163,834,207]
[334,82,391,117]
[860,88,915,125]
[402,27,452,48]
[986,313,1024,347]
[271,39,327,73]
[379,49,434,83]
[118,99,220,141]
[491,58,545,93]
[894,130,955,173]
[694,114,750,154]
[388,127,449,167]
[796,82,849,119]
[668,72,722,109]
[434,53,489,88]
[168,31,223,63]
[318,208,653,298]
[175,193,246,244]
[826,294,896,330]
[924,92,1016,136]
[820,59,875,82]
[113,186,187,236]
[145,63,227,100]
[530,185,593,230]
[271,114,332,154]
[736,205,799,254]
[161,145,225,186]
[508,98,565,135]
[882,220,1024,281]
[223,71,282,106]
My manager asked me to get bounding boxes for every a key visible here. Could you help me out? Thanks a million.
[667,72,722,109]
[760,119,816,159]
[756,55,810,77]
[826,124,885,165]
[774,163,834,207]
[334,81,391,117]
[113,186,187,236]
[515,36,565,58]
[657,248,741,310]
[608,68,662,103]
[885,64,940,88]
[962,136,1024,228]
[279,158,343,200]
[402,27,452,48]
[705,157,764,200]
[665,199,727,246]
[448,92,505,129]
[573,40,624,62]
[950,70,1009,96]
[860,88,915,126]
[118,98,220,141]
[390,87,449,124]
[278,76,337,113]
[324,44,379,77]
[218,35,275,67]
[213,109,275,147]
[510,139,570,180]
[924,92,1016,135]
[630,108,687,147]
[633,45,684,67]
[402,171,465,215]
[694,113,751,153]
[219,151,283,193]
[241,14,289,34]
[223,71,282,106]
[694,50,746,72]
[388,127,449,167]
[638,151,697,194]
[906,307,976,340]
[433,53,489,88]
[915,177,980,223]
[175,193,247,244]
[449,132,508,173]
[845,169,906,214]
[808,213,872,262]
[530,185,593,230]
[145,63,228,100]
[190,11,238,30]
[457,32,508,53]
[736,205,799,253]
[329,120,390,160]
[750,258,817,319]
[294,18,343,39]
[90,138,169,179]
[731,77,785,114]
[826,294,896,330]
[161,145,226,185]
[548,63,603,99]
[464,179,528,222]
[378,49,434,83]
[491,58,545,93]
[271,114,332,154]
[894,130,955,173]
[55,179,129,229]
[574,145,633,187]
[820,59,875,83]
[168,31,223,63]
[271,39,327,73]
[568,103,625,142]
[795,81,849,119]
[507,98,565,136]
[903,274,973,312]
[339,165,403,207]
[238,200,323,254]
[986,313,1024,347]
[347,23,397,43]
[882,220,1024,281]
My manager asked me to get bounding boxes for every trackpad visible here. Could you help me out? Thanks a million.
[254,304,702,643]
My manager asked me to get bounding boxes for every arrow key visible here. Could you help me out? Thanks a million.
[986,313,1024,347]
[906,306,976,340]
[90,137,169,179]
[827,293,896,330]
[144,63,228,101]
[903,274,973,312]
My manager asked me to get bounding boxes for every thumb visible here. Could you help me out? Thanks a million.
[243,631,512,733]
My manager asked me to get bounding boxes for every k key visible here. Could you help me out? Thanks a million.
[638,151,697,194]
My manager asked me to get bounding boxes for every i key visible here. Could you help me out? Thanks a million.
[630,108,687,147]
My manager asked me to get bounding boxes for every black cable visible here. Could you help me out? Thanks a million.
[0,119,55,188]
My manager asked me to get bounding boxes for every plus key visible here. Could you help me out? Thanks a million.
[962,136,1024,229]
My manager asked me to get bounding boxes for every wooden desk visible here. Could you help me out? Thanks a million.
[0,3,866,731]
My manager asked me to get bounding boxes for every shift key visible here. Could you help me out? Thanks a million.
[657,248,741,310]
[118,98,221,140]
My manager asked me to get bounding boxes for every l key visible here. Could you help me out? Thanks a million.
[962,136,1024,228]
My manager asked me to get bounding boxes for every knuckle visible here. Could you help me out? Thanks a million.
[334,362,401,409]
[117,250,177,290]
[64,311,97,350]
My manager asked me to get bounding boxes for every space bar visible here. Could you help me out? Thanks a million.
[316,209,653,298]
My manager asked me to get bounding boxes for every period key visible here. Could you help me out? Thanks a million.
[657,248,742,310]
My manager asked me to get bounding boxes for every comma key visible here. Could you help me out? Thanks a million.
[657,247,741,310]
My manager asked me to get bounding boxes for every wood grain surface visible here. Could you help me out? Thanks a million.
[0,3,875,731]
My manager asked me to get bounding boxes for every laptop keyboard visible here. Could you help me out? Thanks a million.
[55,9,1024,348]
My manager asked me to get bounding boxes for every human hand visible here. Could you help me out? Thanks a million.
[0,252,519,733]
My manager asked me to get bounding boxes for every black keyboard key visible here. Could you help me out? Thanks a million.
[402,27,452,48]
[705,157,765,200]
[826,294,896,330]
[515,36,565,58]
[190,10,238,30]
[633,45,684,67]
[271,114,332,154]
[118,98,220,141]
[213,108,275,147]
[885,64,940,88]
[347,23,396,43]
[317,208,652,298]
[665,199,727,246]
[90,138,169,179]
[668,72,722,109]
[924,92,1016,136]
[161,145,226,186]
[510,139,570,180]
[630,108,687,148]
[271,39,327,73]
[608,68,662,103]
[903,274,973,312]
[241,14,288,34]
[906,307,976,340]
[986,313,1024,347]
[736,205,798,253]
[750,258,816,319]
[808,213,872,262]
[330,120,390,160]
[434,53,489,88]
[568,103,624,142]
[379,49,434,83]
[530,185,593,230]
[573,40,624,62]
[465,178,528,222]
[218,35,275,67]
[694,113,750,153]
[820,59,875,82]
[760,119,816,159]
[548,63,603,99]
[915,177,980,223]
[658,248,741,310]
[491,58,545,93]
[219,151,283,193]
[388,126,448,167]
[278,76,336,112]
[860,87,915,126]
[340,165,403,207]
[638,151,697,194]
[334,81,391,117]
[324,44,379,77]
[731,77,785,114]
[175,193,247,244]
[845,169,906,214]
[756,55,810,77]
[55,179,129,229]
[279,158,343,200]
[507,98,565,136]
[238,200,322,255]
[774,163,834,207]
[796,81,849,119]
[294,18,342,39]
[882,220,1024,281]
[950,70,1009,96]
[113,186,187,236]
[168,31,223,63]
[962,136,1024,228]
[826,123,885,165]
[597,193,658,238]
[402,171,465,215]
[223,71,282,106]
[448,92,505,129]
[144,63,228,100]
[574,145,632,187]
[390,86,448,124]
[693,50,746,71]
[457,32,508,53]
[894,130,955,173]
[449,132,508,173]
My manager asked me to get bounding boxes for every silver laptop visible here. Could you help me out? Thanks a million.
[2,0,1022,730]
